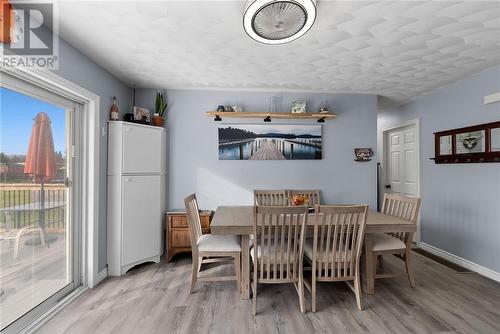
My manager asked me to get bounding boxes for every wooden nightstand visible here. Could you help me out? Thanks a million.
[165,210,213,262]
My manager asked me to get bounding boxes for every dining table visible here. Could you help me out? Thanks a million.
[0,201,66,229]
[210,205,416,299]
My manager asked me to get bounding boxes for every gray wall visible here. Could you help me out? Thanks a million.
[53,36,133,271]
[378,66,500,273]
[135,89,379,211]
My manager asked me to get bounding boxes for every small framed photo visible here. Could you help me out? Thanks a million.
[456,130,485,154]
[133,106,150,123]
[291,100,306,113]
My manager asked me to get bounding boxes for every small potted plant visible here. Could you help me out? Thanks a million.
[152,91,167,127]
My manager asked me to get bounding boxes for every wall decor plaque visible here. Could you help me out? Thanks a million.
[433,121,500,163]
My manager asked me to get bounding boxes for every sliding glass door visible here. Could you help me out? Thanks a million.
[0,77,81,332]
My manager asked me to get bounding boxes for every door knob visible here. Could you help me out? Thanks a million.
[385,185,391,189]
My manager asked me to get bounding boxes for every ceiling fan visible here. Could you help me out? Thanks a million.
[243,0,317,44]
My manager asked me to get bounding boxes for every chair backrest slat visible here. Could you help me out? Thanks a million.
[254,205,307,282]
[313,205,368,280]
[184,194,203,258]
[287,189,321,206]
[330,213,339,277]
[381,194,421,243]
[259,217,265,279]
[254,190,288,206]
[350,214,360,275]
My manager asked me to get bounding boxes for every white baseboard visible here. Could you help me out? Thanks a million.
[96,267,108,286]
[418,242,500,283]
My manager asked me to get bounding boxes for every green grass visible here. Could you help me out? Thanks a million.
[0,190,65,229]
[0,190,34,208]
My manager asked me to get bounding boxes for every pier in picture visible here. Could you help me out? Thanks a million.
[218,124,322,160]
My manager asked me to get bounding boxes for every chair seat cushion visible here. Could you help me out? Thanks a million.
[197,234,241,252]
[366,233,405,251]
[250,242,298,265]
[304,238,352,262]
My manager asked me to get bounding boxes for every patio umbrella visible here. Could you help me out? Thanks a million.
[24,112,56,245]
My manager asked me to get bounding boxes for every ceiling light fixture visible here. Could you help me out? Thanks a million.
[243,0,317,44]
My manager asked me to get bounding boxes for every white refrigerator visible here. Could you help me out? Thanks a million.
[107,121,167,276]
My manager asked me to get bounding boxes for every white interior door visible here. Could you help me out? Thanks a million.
[385,123,420,240]
[387,125,418,197]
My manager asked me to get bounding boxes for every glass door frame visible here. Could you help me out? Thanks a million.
[1,76,82,334]
[1,64,102,333]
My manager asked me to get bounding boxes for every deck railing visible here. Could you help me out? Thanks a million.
[0,185,66,230]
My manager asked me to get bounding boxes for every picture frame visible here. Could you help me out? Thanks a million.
[455,130,485,154]
[218,124,322,160]
[133,106,151,123]
[291,100,306,113]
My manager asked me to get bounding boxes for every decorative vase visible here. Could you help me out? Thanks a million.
[152,116,164,127]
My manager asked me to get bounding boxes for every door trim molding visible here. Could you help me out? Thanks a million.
[0,65,100,288]
[96,267,108,285]
[379,118,421,241]
[19,286,89,334]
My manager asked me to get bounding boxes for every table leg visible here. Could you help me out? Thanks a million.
[240,235,250,299]
[364,236,375,295]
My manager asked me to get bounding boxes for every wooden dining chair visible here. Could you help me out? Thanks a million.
[252,205,308,315]
[365,194,421,289]
[287,189,321,206]
[184,194,241,294]
[304,205,368,311]
[254,190,288,206]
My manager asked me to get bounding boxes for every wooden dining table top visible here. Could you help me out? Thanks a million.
[210,205,416,235]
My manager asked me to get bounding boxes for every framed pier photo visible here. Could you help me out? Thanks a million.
[218,124,322,160]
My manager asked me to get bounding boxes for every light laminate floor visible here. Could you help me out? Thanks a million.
[38,251,500,334]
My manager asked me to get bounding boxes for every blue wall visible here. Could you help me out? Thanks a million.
[53,35,132,272]
[378,66,500,273]
[136,89,379,211]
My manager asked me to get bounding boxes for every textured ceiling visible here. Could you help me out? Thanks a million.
[56,1,500,105]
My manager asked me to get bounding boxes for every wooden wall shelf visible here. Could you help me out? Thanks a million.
[205,111,336,122]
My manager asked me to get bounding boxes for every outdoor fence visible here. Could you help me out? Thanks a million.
[0,184,66,231]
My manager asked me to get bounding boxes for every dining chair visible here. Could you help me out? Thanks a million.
[184,194,241,294]
[365,194,421,289]
[287,189,321,206]
[304,205,368,311]
[253,190,288,206]
[252,205,308,315]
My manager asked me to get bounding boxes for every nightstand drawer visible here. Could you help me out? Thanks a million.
[171,230,190,247]
[170,215,210,228]
[171,216,188,228]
